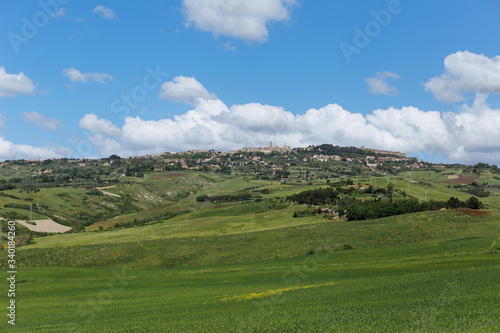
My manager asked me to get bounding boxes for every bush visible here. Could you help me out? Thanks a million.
[466,196,482,210]
[306,248,316,255]
[196,193,252,203]
[293,207,318,218]
[287,187,339,206]
[5,202,30,210]
[87,189,104,196]
[336,243,354,251]
[465,187,490,198]
[265,197,288,210]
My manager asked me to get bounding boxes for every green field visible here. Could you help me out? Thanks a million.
[1,168,500,332]
[3,228,500,332]
[2,207,500,332]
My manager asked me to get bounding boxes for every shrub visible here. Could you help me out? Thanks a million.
[465,187,490,198]
[293,207,318,218]
[196,193,252,203]
[338,243,354,250]
[265,197,288,210]
[306,248,316,255]
[466,196,482,210]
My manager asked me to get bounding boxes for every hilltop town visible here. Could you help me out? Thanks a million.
[0,144,456,188]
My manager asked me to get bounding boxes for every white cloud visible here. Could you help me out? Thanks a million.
[92,5,115,19]
[51,7,66,18]
[119,98,229,152]
[90,73,115,83]
[75,76,500,165]
[63,68,88,82]
[63,68,115,84]
[366,106,452,154]
[365,71,400,95]
[298,104,386,147]
[424,51,500,103]
[0,137,69,161]
[444,94,500,163]
[79,113,120,136]
[0,67,36,97]
[213,103,298,134]
[159,76,217,105]
[222,41,237,51]
[87,134,132,158]
[21,112,63,131]
[183,0,296,42]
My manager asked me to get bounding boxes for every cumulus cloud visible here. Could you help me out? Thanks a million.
[213,103,298,134]
[365,71,400,95]
[87,134,132,158]
[367,107,452,154]
[63,68,115,84]
[424,51,500,102]
[183,0,296,42]
[92,5,115,19]
[120,98,229,152]
[444,94,500,163]
[21,112,63,131]
[0,67,36,97]
[159,76,217,105]
[75,76,500,165]
[0,137,69,161]
[79,113,120,136]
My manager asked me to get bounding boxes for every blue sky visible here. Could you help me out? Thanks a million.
[1,0,500,164]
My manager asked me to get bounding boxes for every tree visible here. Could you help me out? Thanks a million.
[387,182,395,202]
[466,196,482,210]
[447,196,461,209]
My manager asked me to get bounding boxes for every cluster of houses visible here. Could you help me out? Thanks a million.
[307,153,445,172]
[228,142,292,154]
[2,144,451,179]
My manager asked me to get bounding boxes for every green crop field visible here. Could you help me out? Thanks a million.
[2,227,500,332]
[1,163,500,332]
[3,205,500,332]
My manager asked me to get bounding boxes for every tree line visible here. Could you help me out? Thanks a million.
[196,193,253,203]
[343,196,482,221]
[286,187,483,221]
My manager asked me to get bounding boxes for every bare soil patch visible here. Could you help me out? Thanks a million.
[15,219,72,233]
[456,209,489,217]
[440,175,479,184]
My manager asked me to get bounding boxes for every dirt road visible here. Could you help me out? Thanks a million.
[96,186,121,198]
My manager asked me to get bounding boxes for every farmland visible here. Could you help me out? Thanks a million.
[3,216,500,332]
[1,146,499,332]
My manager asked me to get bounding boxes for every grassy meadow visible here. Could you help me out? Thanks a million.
[4,231,500,332]
[1,169,499,332]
